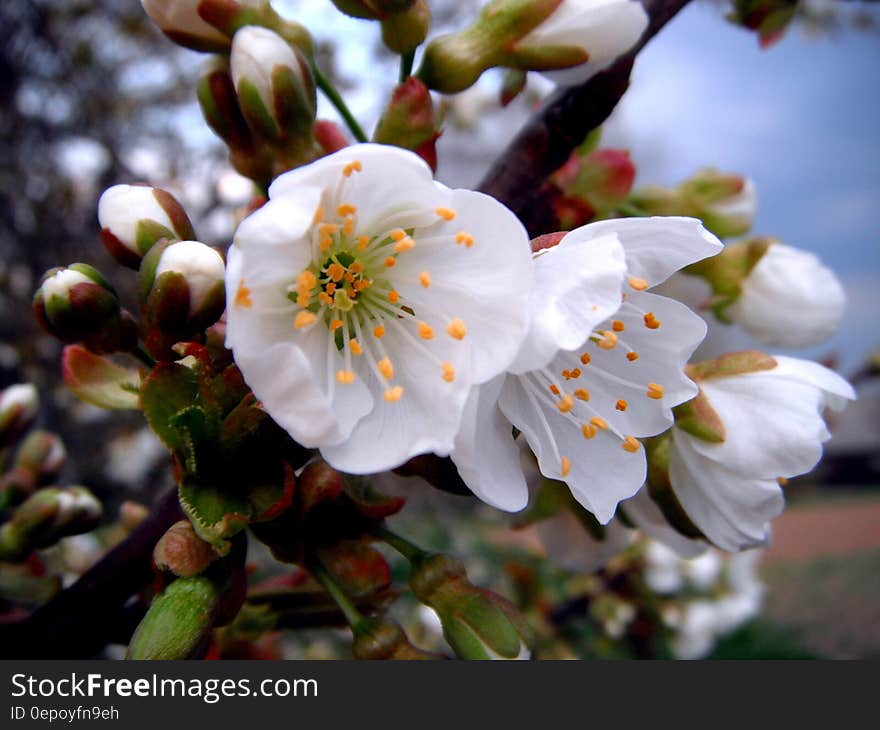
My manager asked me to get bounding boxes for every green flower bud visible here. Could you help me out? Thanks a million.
[0,383,38,448]
[154,520,219,577]
[373,77,439,171]
[352,617,440,660]
[380,1,430,55]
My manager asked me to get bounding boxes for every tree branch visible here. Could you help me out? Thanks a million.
[478,0,693,235]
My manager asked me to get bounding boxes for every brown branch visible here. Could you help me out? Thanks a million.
[0,487,182,658]
[478,0,693,235]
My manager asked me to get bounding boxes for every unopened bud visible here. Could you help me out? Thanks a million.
[352,616,440,660]
[633,169,757,239]
[314,120,350,154]
[729,0,799,48]
[154,520,219,577]
[672,389,726,444]
[0,486,102,561]
[14,430,67,482]
[128,575,219,659]
[139,240,227,360]
[380,1,430,56]
[230,25,319,163]
[119,501,151,531]
[98,184,195,268]
[373,77,439,171]
[330,0,415,20]
[552,147,635,227]
[142,0,233,52]
[0,383,39,448]
[34,265,137,353]
[409,553,531,660]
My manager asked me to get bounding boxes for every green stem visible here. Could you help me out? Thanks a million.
[313,66,368,143]
[309,559,364,630]
[372,525,425,564]
[399,50,415,84]
[132,346,155,368]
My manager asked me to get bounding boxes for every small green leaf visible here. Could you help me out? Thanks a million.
[61,345,141,410]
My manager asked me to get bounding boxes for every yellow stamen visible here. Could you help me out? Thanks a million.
[377,357,394,380]
[384,386,403,402]
[435,207,457,221]
[580,352,592,365]
[598,331,618,350]
[590,416,608,430]
[297,270,317,291]
[297,293,311,308]
[561,456,571,477]
[390,229,407,242]
[557,394,574,413]
[612,320,625,332]
[581,423,597,440]
[337,203,357,217]
[343,217,355,236]
[616,399,628,411]
[354,279,371,292]
[350,262,363,275]
[622,436,640,453]
[549,384,560,396]
[570,368,582,379]
[628,276,649,291]
[777,477,789,486]
[336,370,355,385]
[384,256,396,268]
[644,312,661,330]
[373,325,385,339]
[455,231,475,247]
[357,235,369,251]
[447,318,467,340]
[319,292,333,306]
[294,311,316,329]
[627,351,639,362]
[326,282,337,295]
[441,362,455,382]
[387,290,400,303]
[418,322,435,340]
[349,339,363,356]
[647,383,664,400]
[235,280,252,308]
[574,389,590,401]
[312,205,324,224]
[327,262,345,282]
[394,237,415,253]
[343,160,362,177]
[330,319,344,331]
[419,271,432,288]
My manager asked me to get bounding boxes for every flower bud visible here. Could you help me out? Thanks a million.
[139,240,227,359]
[128,575,219,659]
[380,1,430,56]
[0,383,39,448]
[552,147,635,227]
[352,617,440,660]
[142,0,232,52]
[314,120,350,154]
[373,78,439,171]
[730,0,799,48]
[154,520,219,577]
[409,554,532,660]
[330,0,415,20]
[725,242,846,348]
[632,169,757,239]
[230,26,319,162]
[14,430,67,482]
[0,486,102,561]
[98,184,195,268]
[34,264,137,353]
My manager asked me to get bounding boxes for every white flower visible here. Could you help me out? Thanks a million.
[155,240,226,316]
[142,0,230,51]
[522,0,649,85]
[225,144,533,473]
[727,242,846,348]
[452,217,722,522]
[668,355,855,551]
[705,178,757,236]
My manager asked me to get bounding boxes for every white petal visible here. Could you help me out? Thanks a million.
[729,243,846,348]
[450,376,529,512]
[508,231,625,374]
[499,375,646,523]
[621,489,706,558]
[537,507,633,573]
[393,188,534,384]
[771,355,855,410]
[669,430,784,552]
[575,216,723,288]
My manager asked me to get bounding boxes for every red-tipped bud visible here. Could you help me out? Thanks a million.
[373,78,439,171]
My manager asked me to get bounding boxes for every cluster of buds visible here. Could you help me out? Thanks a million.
[684,237,846,348]
[551,135,636,228]
[417,0,647,93]
[631,168,757,239]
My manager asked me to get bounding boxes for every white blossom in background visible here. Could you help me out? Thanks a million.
[669,355,855,552]
[727,242,846,348]
[226,143,533,473]
[522,0,649,85]
[452,217,722,522]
